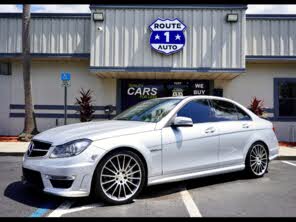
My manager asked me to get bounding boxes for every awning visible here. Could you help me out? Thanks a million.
[90,67,245,80]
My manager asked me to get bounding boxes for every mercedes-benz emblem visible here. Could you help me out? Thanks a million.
[27,142,34,156]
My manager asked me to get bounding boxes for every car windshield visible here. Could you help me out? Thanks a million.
[113,98,182,123]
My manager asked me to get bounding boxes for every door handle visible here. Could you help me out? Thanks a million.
[205,127,216,134]
[242,123,250,129]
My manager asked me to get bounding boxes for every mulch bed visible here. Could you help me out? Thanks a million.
[279,141,296,147]
[0,136,19,142]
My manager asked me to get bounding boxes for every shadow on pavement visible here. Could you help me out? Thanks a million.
[3,171,255,209]
[4,181,63,209]
[138,171,252,199]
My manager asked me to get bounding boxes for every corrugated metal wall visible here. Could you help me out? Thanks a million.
[0,17,90,54]
[3,13,296,61]
[246,18,296,56]
[90,8,246,69]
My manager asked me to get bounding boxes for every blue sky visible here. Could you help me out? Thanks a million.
[2,4,296,14]
[16,5,44,11]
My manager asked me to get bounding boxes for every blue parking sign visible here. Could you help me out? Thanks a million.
[61,72,71,81]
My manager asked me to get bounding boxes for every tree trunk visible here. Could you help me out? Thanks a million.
[18,4,38,141]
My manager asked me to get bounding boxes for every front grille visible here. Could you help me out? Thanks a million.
[27,140,52,157]
[32,140,52,150]
[22,167,44,189]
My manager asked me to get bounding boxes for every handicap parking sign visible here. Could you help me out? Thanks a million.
[149,18,186,55]
[61,72,71,81]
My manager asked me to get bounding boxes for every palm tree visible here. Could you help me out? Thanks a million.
[18,4,38,141]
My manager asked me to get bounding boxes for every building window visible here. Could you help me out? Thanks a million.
[0,62,11,75]
[275,78,296,120]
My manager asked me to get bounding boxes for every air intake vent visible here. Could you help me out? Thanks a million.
[22,167,44,189]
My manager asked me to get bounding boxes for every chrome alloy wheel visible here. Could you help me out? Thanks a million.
[250,144,268,176]
[100,154,142,201]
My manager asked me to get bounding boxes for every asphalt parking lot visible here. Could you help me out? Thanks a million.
[1,156,296,217]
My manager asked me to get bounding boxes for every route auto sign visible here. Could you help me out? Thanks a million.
[149,18,186,55]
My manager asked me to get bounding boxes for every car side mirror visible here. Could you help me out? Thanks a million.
[172,116,193,127]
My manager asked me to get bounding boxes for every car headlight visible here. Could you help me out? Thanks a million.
[50,139,92,158]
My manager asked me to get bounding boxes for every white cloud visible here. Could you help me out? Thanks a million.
[31,4,90,13]
[0,4,21,12]
[247,4,296,14]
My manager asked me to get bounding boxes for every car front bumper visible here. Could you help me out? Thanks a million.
[22,144,107,197]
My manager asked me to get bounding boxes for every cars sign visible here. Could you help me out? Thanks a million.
[149,18,186,55]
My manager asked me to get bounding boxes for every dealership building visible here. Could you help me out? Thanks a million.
[0,4,296,141]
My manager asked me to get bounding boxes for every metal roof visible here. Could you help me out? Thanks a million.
[89,4,248,9]
[0,13,90,19]
[246,14,296,20]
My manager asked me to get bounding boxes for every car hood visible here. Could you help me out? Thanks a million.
[33,120,157,146]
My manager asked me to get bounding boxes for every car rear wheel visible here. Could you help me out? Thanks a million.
[245,142,269,178]
[92,150,146,205]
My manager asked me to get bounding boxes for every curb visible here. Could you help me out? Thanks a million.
[276,156,296,161]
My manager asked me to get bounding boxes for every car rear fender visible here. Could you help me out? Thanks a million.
[242,128,278,161]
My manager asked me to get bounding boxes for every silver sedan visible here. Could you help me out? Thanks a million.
[22,96,279,205]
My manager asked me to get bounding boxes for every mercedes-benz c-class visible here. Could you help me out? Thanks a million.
[22,96,279,205]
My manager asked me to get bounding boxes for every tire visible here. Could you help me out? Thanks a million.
[92,150,146,205]
[245,142,269,178]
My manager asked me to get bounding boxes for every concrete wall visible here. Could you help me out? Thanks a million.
[215,63,296,107]
[1,61,296,141]
[0,75,11,135]
[214,62,296,141]
[1,60,116,135]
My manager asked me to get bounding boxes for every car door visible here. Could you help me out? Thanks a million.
[161,99,219,176]
[210,99,254,167]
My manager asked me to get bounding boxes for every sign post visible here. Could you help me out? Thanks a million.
[61,72,71,125]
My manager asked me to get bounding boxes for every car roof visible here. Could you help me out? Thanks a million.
[157,95,232,101]
[157,95,259,120]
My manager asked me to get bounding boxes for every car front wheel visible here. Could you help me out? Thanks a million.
[92,150,146,205]
[245,142,269,178]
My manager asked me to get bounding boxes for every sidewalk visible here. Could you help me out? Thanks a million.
[0,142,295,160]
[278,146,296,160]
[0,142,29,156]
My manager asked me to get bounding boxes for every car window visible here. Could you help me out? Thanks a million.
[113,98,182,123]
[235,105,252,121]
[177,99,213,123]
[210,99,239,121]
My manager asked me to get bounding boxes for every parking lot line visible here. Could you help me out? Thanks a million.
[47,201,74,217]
[30,207,49,217]
[29,202,54,217]
[180,189,202,217]
[61,203,104,216]
[282,161,296,167]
